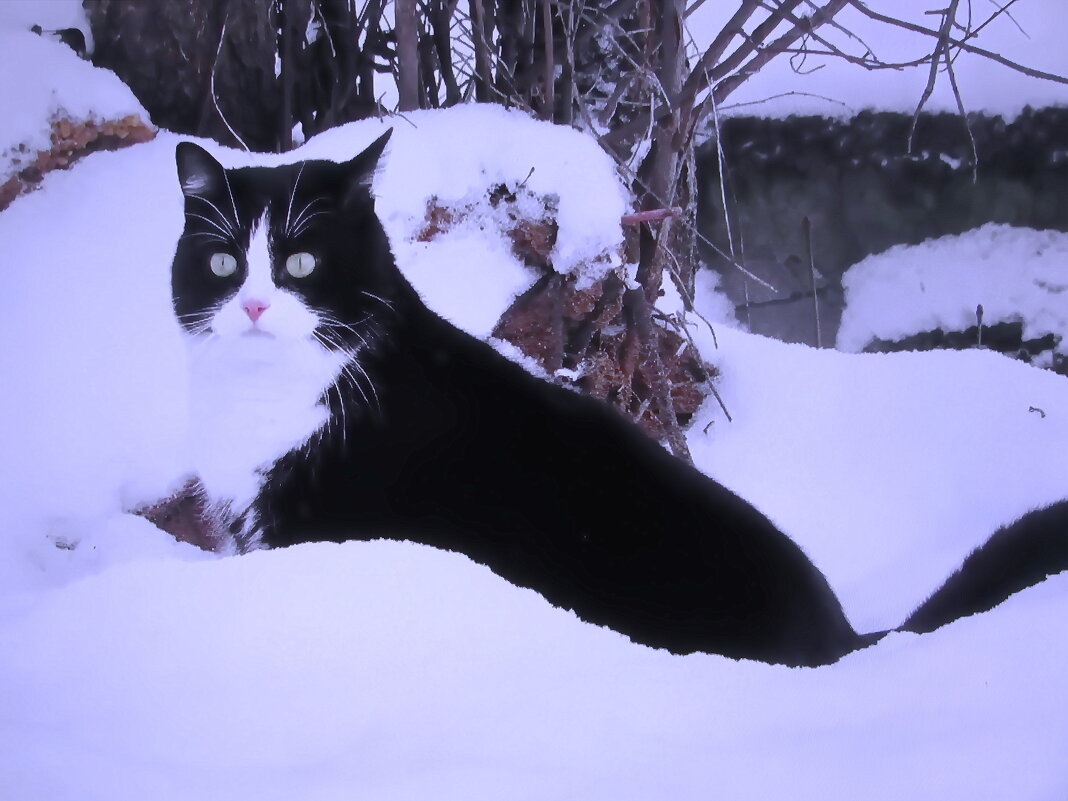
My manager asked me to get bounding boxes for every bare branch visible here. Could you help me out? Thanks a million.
[210,12,249,151]
[711,0,851,105]
[908,0,961,152]
[469,0,494,101]
[942,27,980,182]
[847,0,1068,86]
[684,0,809,112]
[603,0,800,151]
[970,0,1026,39]
[683,0,763,100]
[621,207,684,225]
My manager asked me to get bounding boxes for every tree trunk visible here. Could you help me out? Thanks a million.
[395,0,421,110]
[85,0,281,151]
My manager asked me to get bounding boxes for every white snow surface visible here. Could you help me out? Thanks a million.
[1,50,1068,801]
[2,543,1067,801]
[0,5,147,178]
[687,0,1068,119]
[838,224,1068,355]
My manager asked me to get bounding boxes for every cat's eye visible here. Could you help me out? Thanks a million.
[209,252,238,277]
[286,252,317,278]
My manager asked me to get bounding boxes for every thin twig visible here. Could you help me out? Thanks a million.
[210,13,249,151]
[943,32,980,183]
[847,0,1068,85]
[802,216,822,347]
[908,0,961,153]
[621,207,683,225]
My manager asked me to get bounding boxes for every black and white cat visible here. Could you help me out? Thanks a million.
[172,132,872,667]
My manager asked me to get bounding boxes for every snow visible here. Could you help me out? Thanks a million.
[0,0,90,43]
[302,105,628,286]
[686,0,1068,119]
[0,5,147,179]
[837,224,1068,356]
[2,541,1067,801]
[689,324,1068,632]
[2,14,1068,801]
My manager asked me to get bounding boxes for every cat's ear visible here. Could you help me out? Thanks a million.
[341,128,393,206]
[175,142,226,198]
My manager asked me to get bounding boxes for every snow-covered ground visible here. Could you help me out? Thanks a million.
[2,3,1067,800]
[1,107,1067,801]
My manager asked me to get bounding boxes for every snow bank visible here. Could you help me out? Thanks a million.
[0,137,194,599]
[301,104,628,287]
[1,539,1066,801]
[685,322,1068,632]
[837,225,1068,355]
[0,22,148,178]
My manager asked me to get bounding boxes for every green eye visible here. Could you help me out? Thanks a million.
[286,251,317,278]
[209,252,238,277]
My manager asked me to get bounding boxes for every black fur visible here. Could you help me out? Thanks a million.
[260,300,870,666]
[902,500,1068,634]
[170,134,879,667]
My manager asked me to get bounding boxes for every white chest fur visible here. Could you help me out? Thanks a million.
[186,335,347,515]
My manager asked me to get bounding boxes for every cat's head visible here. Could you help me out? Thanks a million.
[171,130,399,354]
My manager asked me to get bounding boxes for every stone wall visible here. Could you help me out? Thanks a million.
[697,107,1068,347]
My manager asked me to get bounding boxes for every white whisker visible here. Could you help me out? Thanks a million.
[314,325,377,419]
[175,296,227,337]
[348,358,379,410]
[221,169,243,231]
[361,291,396,314]
[185,212,233,240]
[190,195,238,238]
[283,162,307,237]
[180,231,229,244]
[318,313,376,351]
[290,210,330,238]
[289,197,328,238]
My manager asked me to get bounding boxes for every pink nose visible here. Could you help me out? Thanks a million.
[243,299,270,322]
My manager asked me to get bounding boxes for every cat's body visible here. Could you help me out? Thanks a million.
[172,133,865,667]
[260,302,873,666]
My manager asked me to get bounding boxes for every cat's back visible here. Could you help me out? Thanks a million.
[261,308,860,665]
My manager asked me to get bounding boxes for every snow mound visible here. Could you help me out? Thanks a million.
[301,105,628,287]
[2,539,1067,801]
[837,225,1068,355]
[685,321,1068,633]
[0,27,149,179]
